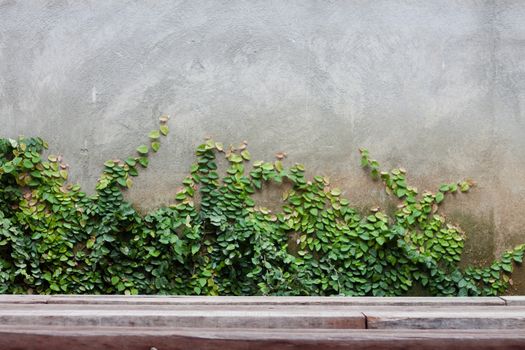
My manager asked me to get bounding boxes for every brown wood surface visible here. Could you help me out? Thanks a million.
[365,307,525,329]
[0,295,507,306]
[0,295,524,349]
[1,326,525,350]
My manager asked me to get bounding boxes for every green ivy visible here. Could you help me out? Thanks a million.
[0,116,523,296]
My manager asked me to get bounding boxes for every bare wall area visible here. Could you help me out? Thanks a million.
[1,1,525,291]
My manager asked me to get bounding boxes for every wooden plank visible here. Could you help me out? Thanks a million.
[0,295,50,304]
[46,295,506,306]
[0,307,365,329]
[4,303,525,330]
[365,307,525,329]
[0,326,525,350]
[0,303,510,315]
[501,296,525,305]
[0,294,506,307]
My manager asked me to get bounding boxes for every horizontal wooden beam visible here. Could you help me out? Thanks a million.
[1,326,525,350]
[0,294,507,305]
[0,295,524,349]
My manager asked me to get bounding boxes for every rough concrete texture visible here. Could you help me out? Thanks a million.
[1,1,525,291]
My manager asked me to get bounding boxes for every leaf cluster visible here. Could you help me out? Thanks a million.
[0,118,522,295]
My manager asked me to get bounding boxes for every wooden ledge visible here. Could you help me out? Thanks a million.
[0,294,508,305]
[0,295,524,349]
[1,326,525,350]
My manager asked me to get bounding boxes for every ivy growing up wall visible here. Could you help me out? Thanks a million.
[0,116,523,295]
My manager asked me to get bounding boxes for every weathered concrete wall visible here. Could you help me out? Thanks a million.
[1,1,525,291]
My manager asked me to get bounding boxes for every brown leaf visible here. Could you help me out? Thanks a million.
[238,143,247,151]
[275,152,287,160]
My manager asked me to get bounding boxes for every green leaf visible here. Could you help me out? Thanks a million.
[435,192,444,204]
[439,184,450,192]
[125,158,137,166]
[241,150,251,160]
[151,142,160,152]
[191,243,200,255]
[331,189,341,196]
[262,162,274,171]
[275,160,283,172]
[138,157,149,168]
[198,278,207,287]
[395,188,406,197]
[111,276,120,285]
[501,264,512,273]
[229,154,243,163]
[2,163,14,173]
[460,181,470,192]
[136,145,149,155]
[148,130,160,139]
[159,125,169,136]
[117,282,126,292]
[23,159,33,168]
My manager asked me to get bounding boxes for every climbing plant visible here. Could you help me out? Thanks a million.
[0,116,523,296]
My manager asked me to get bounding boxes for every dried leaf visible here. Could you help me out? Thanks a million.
[275,152,287,160]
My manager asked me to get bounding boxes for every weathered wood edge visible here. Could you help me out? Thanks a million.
[0,295,510,306]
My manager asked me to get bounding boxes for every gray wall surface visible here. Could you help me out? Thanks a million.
[1,0,525,292]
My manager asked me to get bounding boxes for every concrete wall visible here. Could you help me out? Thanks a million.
[1,1,525,291]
